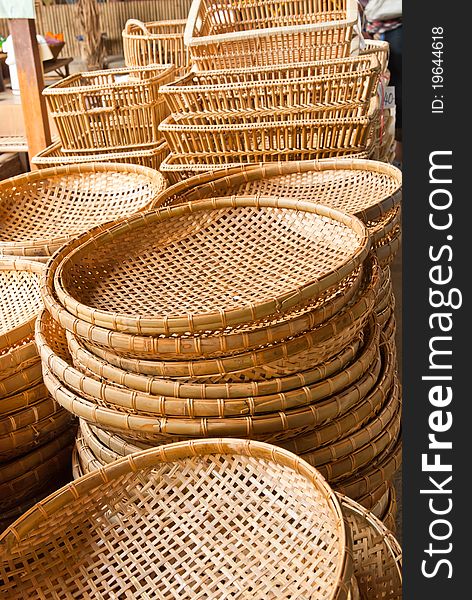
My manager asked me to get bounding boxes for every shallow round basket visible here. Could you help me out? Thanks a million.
[0,336,38,382]
[51,196,370,335]
[0,439,353,600]
[152,158,402,225]
[0,260,43,353]
[0,383,49,416]
[338,494,402,600]
[0,164,167,259]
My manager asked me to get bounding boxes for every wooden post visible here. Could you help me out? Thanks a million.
[8,19,51,166]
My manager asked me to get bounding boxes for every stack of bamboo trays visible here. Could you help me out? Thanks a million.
[0,164,167,263]
[122,19,189,76]
[152,158,402,339]
[0,259,76,532]
[33,65,175,169]
[37,195,401,515]
[158,56,382,182]
[0,439,402,599]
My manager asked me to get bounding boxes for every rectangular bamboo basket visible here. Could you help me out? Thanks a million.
[360,39,390,74]
[122,19,189,74]
[43,65,175,153]
[160,56,381,120]
[159,149,372,184]
[184,0,360,70]
[31,140,170,170]
[159,114,376,156]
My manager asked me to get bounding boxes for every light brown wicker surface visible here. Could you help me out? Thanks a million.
[43,65,175,152]
[160,57,380,118]
[0,260,43,352]
[0,439,352,600]
[152,158,402,224]
[0,336,38,382]
[185,0,359,70]
[123,19,188,72]
[31,140,170,170]
[0,164,167,259]
[0,383,49,416]
[339,494,402,600]
[50,196,369,335]
[159,116,376,156]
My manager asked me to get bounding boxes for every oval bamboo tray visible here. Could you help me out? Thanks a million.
[0,439,353,600]
[0,427,76,485]
[0,164,167,259]
[70,445,82,480]
[0,395,62,436]
[0,409,74,462]
[69,263,367,361]
[0,336,38,381]
[356,481,390,512]
[123,19,188,72]
[0,260,43,352]
[373,226,402,267]
[51,196,370,335]
[0,361,42,400]
[0,383,49,416]
[31,139,170,171]
[64,316,379,416]
[152,158,402,226]
[338,494,402,600]
[0,443,73,512]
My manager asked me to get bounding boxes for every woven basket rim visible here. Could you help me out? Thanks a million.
[42,64,175,95]
[51,196,370,335]
[0,437,352,600]
[0,382,49,417]
[152,158,402,224]
[123,18,187,39]
[0,163,167,255]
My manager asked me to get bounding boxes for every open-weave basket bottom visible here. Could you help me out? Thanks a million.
[0,454,345,600]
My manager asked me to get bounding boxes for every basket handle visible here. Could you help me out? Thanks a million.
[124,19,150,36]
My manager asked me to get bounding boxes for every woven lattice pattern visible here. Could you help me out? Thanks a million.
[0,448,347,599]
[55,201,367,327]
[0,166,166,247]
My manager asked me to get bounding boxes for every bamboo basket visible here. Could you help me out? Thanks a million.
[160,56,380,118]
[43,65,175,153]
[0,383,49,416]
[0,260,43,353]
[339,494,402,600]
[152,158,402,224]
[31,140,170,171]
[159,115,376,156]
[0,362,43,400]
[0,427,75,485]
[159,151,372,184]
[0,439,353,600]
[70,265,365,361]
[0,164,167,260]
[123,19,189,73]
[185,0,359,70]
[0,396,63,437]
[50,196,370,335]
[0,337,38,382]
[361,40,390,74]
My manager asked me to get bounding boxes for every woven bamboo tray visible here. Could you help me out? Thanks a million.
[371,484,391,520]
[43,65,175,153]
[0,362,42,400]
[0,395,62,436]
[160,56,380,118]
[185,0,359,70]
[0,164,167,260]
[69,265,365,361]
[0,439,353,600]
[0,383,49,416]
[373,225,402,267]
[159,115,376,156]
[339,494,402,600]
[159,151,372,184]
[51,196,370,335]
[0,427,75,485]
[123,19,188,72]
[0,260,43,353]
[0,337,38,382]
[31,139,170,170]
[0,409,74,462]
[153,158,402,224]
[0,443,72,512]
